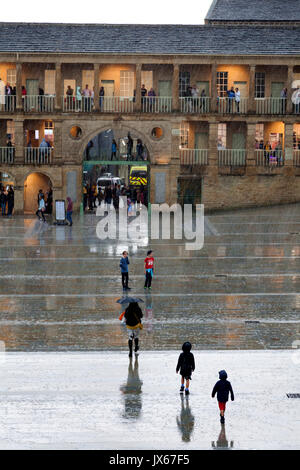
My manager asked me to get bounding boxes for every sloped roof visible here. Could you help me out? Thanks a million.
[0,22,300,55]
[206,0,300,22]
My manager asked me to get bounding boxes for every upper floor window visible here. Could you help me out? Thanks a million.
[217,72,228,98]
[6,69,16,87]
[255,72,265,98]
[179,71,190,97]
[120,70,134,97]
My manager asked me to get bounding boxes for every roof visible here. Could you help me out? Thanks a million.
[0,22,300,55]
[205,0,300,22]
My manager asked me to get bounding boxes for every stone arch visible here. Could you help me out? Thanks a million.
[79,122,155,163]
[23,171,53,214]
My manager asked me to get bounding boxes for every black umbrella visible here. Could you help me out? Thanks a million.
[116,297,144,304]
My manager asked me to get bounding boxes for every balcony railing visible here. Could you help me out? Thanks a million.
[0,95,15,112]
[25,147,53,164]
[24,95,55,113]
[294,150,300,166]
[217,97,248,114]
[62,96,95,112]
[0,147,14,164]
[180,97,210,113]
[218,149,246,166]
[180,149,208,165]
[255,149,284,167]
[256,98,286,115]
[141,97,172,113]
[100,96,134,113]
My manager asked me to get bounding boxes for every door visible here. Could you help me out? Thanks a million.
[234,81,248,112]
[64,79,76,95]
[158,80,172,111]
[26,79,39,96]
[196,81,209,96]
[101,80,115,111]
[195,132,208,149]
[271,82,284,113]
[158,80,172,97]
[232,133,246,165]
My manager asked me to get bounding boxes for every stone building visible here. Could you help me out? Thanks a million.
[1,0,300,213]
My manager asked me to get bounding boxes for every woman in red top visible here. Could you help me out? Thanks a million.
[66,196,73,226]
[144,250,154,289]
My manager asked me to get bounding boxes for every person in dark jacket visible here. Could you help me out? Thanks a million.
[120,250,131,291]
[176,342,195,396]
[6,186,14,217]
[124,302,143,358]
[212,370,234,424]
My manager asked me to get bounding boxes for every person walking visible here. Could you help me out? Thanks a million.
[124,302,143,358]
[176,342,195,396]
[144,250,154,290]
[0,188,7,216]
[66,197,73,226]
[127,133,133,161]
[36,193,46,222]
[212,370,234,424]
[120,250,131,291]
[111,139,118,160]
[6,186,14,217]
[136,139,144,161]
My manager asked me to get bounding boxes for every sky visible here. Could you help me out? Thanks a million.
[1,0,212,24]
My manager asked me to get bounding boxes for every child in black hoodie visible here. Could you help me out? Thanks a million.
[176,342,195,396]
[212,370,234,423]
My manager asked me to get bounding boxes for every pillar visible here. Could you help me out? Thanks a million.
[55,63,62,111]
[208,121,218,167]
[169,122,181,204]
[284,122,294,166]
[246,122,257,170]
[286,65,293,114]
[16,62,22,110]
[172,64,180,112]
[210,63,217,113]
[13,119,24,164]
[248,65,256,113]
[135,64,142,112]
[53,120,62,164]
[94,63,100,111]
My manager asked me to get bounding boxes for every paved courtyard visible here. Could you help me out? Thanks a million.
[0,204,299,449]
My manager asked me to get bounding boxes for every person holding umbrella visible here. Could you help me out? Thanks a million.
[117,297,144,358]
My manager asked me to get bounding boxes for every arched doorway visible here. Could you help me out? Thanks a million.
[82,128,150,210]
[24,172,52,213]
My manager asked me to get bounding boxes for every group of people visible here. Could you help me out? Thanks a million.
[0,79,16,110]
[110,134,146,161]
[84,183,148,212]
[218,86,241,113]
[0,185,14,216]
[65,84,95,111]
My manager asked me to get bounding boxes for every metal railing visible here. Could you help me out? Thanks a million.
[0,95,15,112]
[63,96,95,112]
[180,149,208,165]
[141,96,172,113]
[100,96,134,113]
[24,95,55,112]
[217,97,248,114]
[218,149,246,166]
[25,147,53,164]
[180,97,210,113]
[0,147,14,164]
[255,98,287,114]
[293,150,300,166]
[255,149,284,167]
[293,104,300,114]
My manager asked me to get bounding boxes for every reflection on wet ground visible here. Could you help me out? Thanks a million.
[0,204,300,350]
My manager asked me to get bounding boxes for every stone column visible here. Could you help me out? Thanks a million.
[248,65,256,113]
[135,64,142,112]
[246,122,257,172]
[13,119,24,164]
[55,63,62,111]
[286,65,293,114]
[16,62,22,110]
[210,63,217,113]
[208,121,218,168]
[284,122,294,167]
[53,120,62,164]
[172,64,180,112]
[94,63,100,111]
[169,122,181,204]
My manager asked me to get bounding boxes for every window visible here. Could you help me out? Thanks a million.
[179,71,190,97]
[180,122,189,148]
[82,70,94,90]
[6,69,16,87]
[217,72,228,98]
[255,124,264,148]
[120,70,134,97]
[45,70,56,95]
[218,123,226,149]
[255,72,265,98]
[141,71,153,92]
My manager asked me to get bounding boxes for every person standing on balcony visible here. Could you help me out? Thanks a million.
[38,87,44,112]
[199,89,206,111]
[141,84,147,109]
[99,86,104,111]
[148,88,156,112]
[21,85,27,110]
[227,87,235,113]
[0,78,5,111]
[83,84,91,112]
[127,133,133,161]
[5,82,12,111]
[280,87,287,114]
[235,87,240,113]
[76,86,82,112]
[66,85,74,110]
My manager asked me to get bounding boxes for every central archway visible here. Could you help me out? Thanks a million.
[24,172,52,214]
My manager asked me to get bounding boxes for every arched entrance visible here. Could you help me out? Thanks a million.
[82,128,151,210]
[24,172,52,213]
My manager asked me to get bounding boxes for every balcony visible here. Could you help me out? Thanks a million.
[23,96,55,113]
[0,147,14,164]
[180,97,210,114]
[255,149,284,167]
[101,97,134,113]
[0,95,15,112]
[141,97,172,113]
[294,150,300,167]
[63,96,94,112]
[218,149,246,166]
[256,98,286,115]
[24,147,53,165]
[180,149,208,165]
[217,97,248,114]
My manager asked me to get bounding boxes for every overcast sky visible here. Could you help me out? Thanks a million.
[1,0,212,24]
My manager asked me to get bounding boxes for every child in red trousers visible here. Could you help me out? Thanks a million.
[212,370,234,423]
